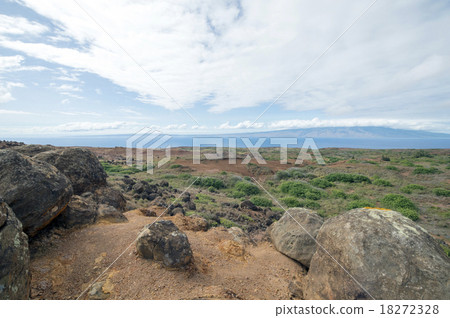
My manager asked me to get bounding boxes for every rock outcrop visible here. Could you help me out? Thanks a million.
[0,150,73,236]
[94,186,127,212]
[11,144,55,157]
[304,208,450,300]
[136,220,192,268]
[270,208,323,267]
[0,200,30,300]
[33,148,107,195]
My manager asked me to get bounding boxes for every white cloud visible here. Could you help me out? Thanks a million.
[0,108,32,115]
[0,13,48,36]
[56,111,101,116]
[119,108,141,116]
[53,121,128,132]
[165,123,187,130]
[0,82,25,103]
[219,120,264,129]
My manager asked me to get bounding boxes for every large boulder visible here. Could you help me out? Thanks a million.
[0,150,73,236]
[304,208,450,300]
[0,200,30,299]
[55,195,98,229]
[136,220,192,268]
[270,208,323,267]
[33,148,107,195]
[11,144,55,157]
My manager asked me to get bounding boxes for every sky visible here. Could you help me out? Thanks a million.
[0,0,449,137]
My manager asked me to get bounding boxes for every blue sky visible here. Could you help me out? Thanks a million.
[0,0,449,137]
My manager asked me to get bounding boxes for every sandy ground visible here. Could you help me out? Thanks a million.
[30,210,305,300]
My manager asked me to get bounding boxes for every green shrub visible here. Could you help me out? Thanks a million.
[400,184,425,194]
[281,197,302,207]
[346,199,373,210]
[325,173,371,183]
[381,194,419,221]
[331,189,347,199]
[304,200,320,209]
[169,164,182,169]
[241,214,254,222]
[310,178,333,189]
[279,181,322,200]
[220,171,227,175]
[229,190,246,199]
[386,165,399,171]
[373,179,393,187]
[208,186,217,193]
[101,162,141,174]
[413,166,441,175]
[194,177,225,189]
[219,218,238,228]
[414,150,433,158]
[234,181,260,195]
[433,188,450,197]
[381,155,391,161]
[250,196,273,207]
[194,193,215,204]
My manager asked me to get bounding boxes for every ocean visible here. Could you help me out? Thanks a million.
[10,135,450,149]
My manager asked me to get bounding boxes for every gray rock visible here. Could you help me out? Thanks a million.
[304,208,450,300]
[270,208,323,267]
[240,200,260,211]
[136,220,192,268]
[0,150,73,236]
[185,201,196,211]
[0,200,30,300]
[34,148,107,195]
[55,195,98,228]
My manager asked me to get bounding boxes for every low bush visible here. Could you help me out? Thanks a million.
[331,189,347,199]
[310,178,333,189]
[101,162,141,174]
[279,181,322,200]
[169,164,182,169]
[219,218,238,228]
[234,181,260,196]
[400,184,425,194]
[194,177,226,189]
[373,179,393,187]
[281,197,302,208]
[386,165,399,171]
[413,166,441,175]
[250,196,273,207]
[324,173,371,184]
[414,150,433,158]
[346,199,373,210]
[433,188,450,197]
[381,194,419,221]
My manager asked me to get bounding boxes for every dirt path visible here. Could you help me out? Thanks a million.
[30,210,304,300]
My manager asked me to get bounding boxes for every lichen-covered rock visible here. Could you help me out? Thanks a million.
[136,220,192,268]
[270,208,323,267]
[304,208,450,300]
[0,200,30,300]
[33,148,107,195]
[0,150,73,236]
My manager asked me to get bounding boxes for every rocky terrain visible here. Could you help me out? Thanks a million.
[0,142,449,300]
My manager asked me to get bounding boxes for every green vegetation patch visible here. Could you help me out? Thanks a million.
[219,217,238,228]
[250,196,273,207]
[234,181,260,196]
[412,166,441,175]
[433,188,450,197]
[324,173,371,184]
[310,177,333,189]
[346,199,374,210]
[194,177,226,189]
[400,184,425,194]
[373,179,393,187]
[101,162,142,174]
[279,181,323,200]
[381,194,419,221]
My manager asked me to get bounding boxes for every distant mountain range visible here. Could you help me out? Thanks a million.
[224,127,450,139]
